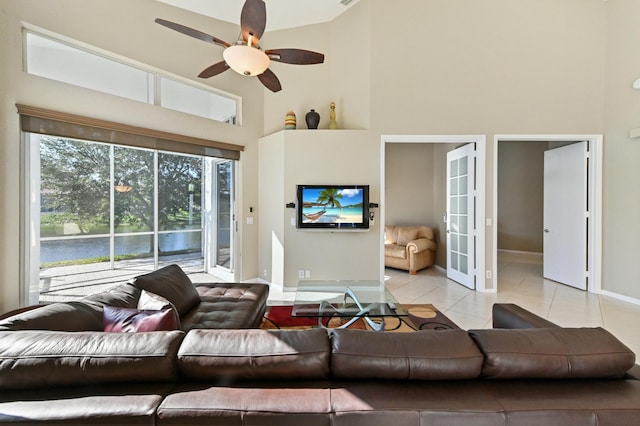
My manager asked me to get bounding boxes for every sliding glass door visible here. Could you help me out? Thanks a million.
[25,133,234,304]
[204,159,236,281]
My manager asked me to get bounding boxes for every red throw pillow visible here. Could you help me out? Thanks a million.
[103,306,178,332]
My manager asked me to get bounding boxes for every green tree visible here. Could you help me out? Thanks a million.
[157,152,202,231]
[40,137,203,253]
[317,188,343,209]
[40,137,110,234]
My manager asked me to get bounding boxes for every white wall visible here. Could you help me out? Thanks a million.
[259,130,378,288]
[602,0,640,300]
[384,144,435,226]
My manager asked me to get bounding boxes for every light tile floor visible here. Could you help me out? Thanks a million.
[268,251,640,358]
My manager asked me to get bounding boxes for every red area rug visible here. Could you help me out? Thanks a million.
[262,304,458,331]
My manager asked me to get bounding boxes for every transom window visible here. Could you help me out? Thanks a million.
[24,29,239,124]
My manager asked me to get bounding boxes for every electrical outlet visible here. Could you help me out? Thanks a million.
[486,270,492,279]
[263,269,267,277]
[298,269,305,279]
[305,270,311,278]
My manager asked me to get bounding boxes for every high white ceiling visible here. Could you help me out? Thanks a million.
[156,0,361,31]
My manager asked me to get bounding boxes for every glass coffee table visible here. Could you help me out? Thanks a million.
[291,280,407,332]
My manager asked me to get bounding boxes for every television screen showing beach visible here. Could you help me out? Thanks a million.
[301,187,364,224]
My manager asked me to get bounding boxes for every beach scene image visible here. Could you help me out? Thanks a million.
[301,187,364,224]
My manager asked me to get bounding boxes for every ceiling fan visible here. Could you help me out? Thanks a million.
[155,0,325,93]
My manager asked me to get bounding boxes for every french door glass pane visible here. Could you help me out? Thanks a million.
[460,196,468,214]
[460,255,468,274]
[459,157,468,175]
[460,176,468,194]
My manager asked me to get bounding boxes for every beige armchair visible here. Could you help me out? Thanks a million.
[384,225,437,275]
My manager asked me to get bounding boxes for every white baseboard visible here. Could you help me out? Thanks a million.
[498,249,543,258]
[601,290,640,306]
[242,277,270,285]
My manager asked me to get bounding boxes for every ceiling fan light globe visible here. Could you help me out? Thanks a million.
[223,44,270,76]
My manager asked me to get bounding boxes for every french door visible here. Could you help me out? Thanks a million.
[543,142,588,290]
[446,144,476,289]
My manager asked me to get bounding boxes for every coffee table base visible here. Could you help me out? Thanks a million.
[318,287,386,332]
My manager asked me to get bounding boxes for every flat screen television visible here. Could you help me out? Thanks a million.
[296,184,370,230]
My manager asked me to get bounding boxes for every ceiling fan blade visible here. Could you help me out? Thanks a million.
[198,61,230,78]
[265,49,325,65]
[240,0,267,44]
[258,68,282,93]
[155,18,230,48]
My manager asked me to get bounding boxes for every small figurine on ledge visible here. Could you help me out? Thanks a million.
[285,109,297,130]
[329,102,339,129]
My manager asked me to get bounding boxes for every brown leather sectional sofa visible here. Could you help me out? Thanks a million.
[0,266,639,425]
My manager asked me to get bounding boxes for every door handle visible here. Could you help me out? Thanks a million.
[543,229,550,233]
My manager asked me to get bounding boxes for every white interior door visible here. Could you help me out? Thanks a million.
[446,144,476,289]
[543,142,588,290]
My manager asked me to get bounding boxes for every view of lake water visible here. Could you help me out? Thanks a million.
[41,231,203,264]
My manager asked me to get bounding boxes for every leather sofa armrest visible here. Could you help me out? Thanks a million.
[492,303,559,329]
[406,238,437,254]
[625,363,640,380]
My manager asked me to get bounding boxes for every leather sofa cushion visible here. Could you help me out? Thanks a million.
[178,329,330,380]
[133,264,201,317]
[82,282,141,309]
[330,329,483,380]
[469,327,636,379]
[180,283,269,330]
[0,301,103,331]
[0,383,173,424]
[158,383,333,424]
[0,330,184,390]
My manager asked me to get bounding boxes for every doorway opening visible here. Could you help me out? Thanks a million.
[380,135,488,292]
[493,135,603,294]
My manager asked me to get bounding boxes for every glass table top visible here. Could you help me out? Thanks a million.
[291,280,407,318]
